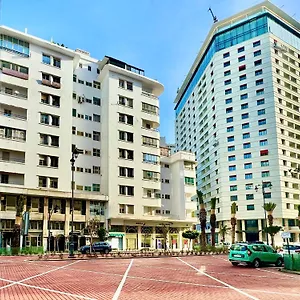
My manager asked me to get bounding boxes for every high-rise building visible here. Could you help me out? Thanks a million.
[0,26,196,251]
[174,1,300,245]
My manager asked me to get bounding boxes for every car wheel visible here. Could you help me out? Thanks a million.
[253,258,261,268]
[275,258,283,267]
[104,249,109,254]
[231,262,239,266]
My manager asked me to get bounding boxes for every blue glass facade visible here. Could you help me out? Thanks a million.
[175,12,300,116]
[0,34,30,57]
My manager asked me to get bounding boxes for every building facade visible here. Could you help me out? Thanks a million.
[174,1,300,245]
[0,26,197,251]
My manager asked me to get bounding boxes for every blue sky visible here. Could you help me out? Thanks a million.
[2,0,298,143]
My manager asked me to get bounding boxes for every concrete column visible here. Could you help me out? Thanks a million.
[151,226,156,249]
[86,200,90,222]
[179,228,183,250]
[137,226,142,249]
[43,197,49,251]
[258,219,263,241]
[241,220,246,242]
[65,199,70,237]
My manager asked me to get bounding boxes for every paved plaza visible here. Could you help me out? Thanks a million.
[0,255,299,299]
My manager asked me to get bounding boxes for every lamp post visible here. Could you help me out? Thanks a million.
[69,147,83,258]
[255,181,272,245]
[48,204,59,252]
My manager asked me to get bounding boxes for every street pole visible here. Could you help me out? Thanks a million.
[69,153,75,258]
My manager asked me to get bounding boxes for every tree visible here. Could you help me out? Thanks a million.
[98,227,108,242]
[86,218,101,253]
[210,197,217,247]
[182,230,199,250]
[219,225,231,243]
[231,202,237,245]
[297,205,300,227]
[11,195,26,255]
[263,202,277,247]
[197,190,207,247]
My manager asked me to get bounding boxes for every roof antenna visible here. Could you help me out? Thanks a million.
[208,7,218,23]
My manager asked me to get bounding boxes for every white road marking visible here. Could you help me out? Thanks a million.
[257,268,298,278]
[112,259,133,300]
[0,277,96,300]
[0,260,80,290]
[177,257,259,300]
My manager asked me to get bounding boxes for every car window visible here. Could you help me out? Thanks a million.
[231,244,247,251]
[252,245,264,252]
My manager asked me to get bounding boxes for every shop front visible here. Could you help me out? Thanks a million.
[108,232,124,250]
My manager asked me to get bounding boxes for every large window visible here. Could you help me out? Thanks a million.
[185,177,195,185]
[0,35,30,56]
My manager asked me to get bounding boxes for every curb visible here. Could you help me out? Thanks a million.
[279,268,300,275]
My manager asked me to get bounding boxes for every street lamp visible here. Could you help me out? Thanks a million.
[69,146,83,258]
[255,181,272,245]
[48,204,59,252]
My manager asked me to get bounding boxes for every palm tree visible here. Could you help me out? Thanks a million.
[197,190,206,248]
[210,197,217,247]
[263,202,277,247]
[231,202,237,245]
[219,224,230,243]
[297,205,300,227]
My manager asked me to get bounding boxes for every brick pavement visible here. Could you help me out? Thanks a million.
[0,255,299,300]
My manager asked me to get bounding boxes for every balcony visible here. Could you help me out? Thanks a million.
[0,127,26,142]
[142,196,161,207]
[2,67,28,80]
[0,86,28,100]
[142,90,158,100]
[42,79,51,87]
[52,82,61,89]
[0,105,27,121]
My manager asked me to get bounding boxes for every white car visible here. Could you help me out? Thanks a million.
[278,244,300,256]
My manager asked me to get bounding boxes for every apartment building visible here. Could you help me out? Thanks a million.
[0,26,196,251]
[174,1,300,245]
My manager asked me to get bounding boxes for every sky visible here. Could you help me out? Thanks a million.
[1,0,299,143]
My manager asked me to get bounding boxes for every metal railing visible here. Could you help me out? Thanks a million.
[142,91,158,99]
[0,110,27,120]
[0,133,26,142]
[0,87,28,99]
[0,157,25,164]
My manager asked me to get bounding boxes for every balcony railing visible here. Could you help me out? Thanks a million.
[2,67,29,80]
[0,133,26,142]
[0,157,25,164]
[0,88,27,99]
[42,79,61,89]
[0,110,27,120]
[142,91,158,100]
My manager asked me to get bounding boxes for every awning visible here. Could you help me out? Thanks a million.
[109,232,125,237]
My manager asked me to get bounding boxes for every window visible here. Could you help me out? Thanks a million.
[92,184,100,192]
[256,79,263,86]
[78,79,84,84]
[224,61,230,67]
[239,65,246,71]
[93,148,100,157]
[259,139,268,146]
[93,131,101,141]
[259,129,267,136]
[228,155,236,161]
[244,163,252,169]
[238,56,245,62]
[258,109,265,115]
[143,153,158,164]
[226,107,233,113]
[49,177,58,189]
[239,74,247,81]
[227,126,234,132]
[245,173,253,179]
[119,79,125,88]
[254,50,261,57]
[225,88,232,95]
[254,59,262,66]
[228,146,235,151]
[93,114,101,123]
[93,81,101,89]
[86,81,92,87]
[224,79,231,86]
[258,119,266,125]
[253,40,261,47]
[255,69,263,76]
[244,153,252,159]
[88,66,91,71]
[229,165,236,171]
[243,132,250,139]
[227,117,233,123]
[185,177,194,185]
[262,171,270,177]
[225,98,232,104]
[243,142,251,149]
[93,97,101,106]
[119,185,134,196]
[240,94,248,100]
[73,75,77,82]
[119,149,134,160]
[97,68,100,74]
[142,136,158,147]
[247,205,255,211]
[127,81,133,91]
[260,149,268,156]
[240,84,247,90]
[242,123,250,129]
[42,54,51,65]
[93,166,101,174]
[227,136,234,142]
[261,160,269,167]
[231,195,238,201]
[245,183,253,190]
[246,194,254,200]
[142,102,158,115]
[238,46,245,53]
[241,103,248,110]
[229,175,237,181]
[38,176,47,187]
[224,70,231,76]
[230,185,237,191]
[242,113,249,119]
[257,99,265,105]
[223,52,230,58]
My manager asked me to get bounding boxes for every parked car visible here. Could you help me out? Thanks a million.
[79,242,112,254]
[278,244,300,256]
[229,243,283,268]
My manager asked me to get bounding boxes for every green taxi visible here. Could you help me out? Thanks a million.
[229,243,283,268]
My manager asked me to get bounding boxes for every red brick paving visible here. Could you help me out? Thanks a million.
[0,255,299,300]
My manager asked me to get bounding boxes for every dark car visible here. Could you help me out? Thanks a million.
[80,242,112,254]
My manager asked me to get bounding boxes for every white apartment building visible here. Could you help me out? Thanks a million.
[0,26,196,251]
[174,1,300,245]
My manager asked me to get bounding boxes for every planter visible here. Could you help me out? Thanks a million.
[284,254,300,271]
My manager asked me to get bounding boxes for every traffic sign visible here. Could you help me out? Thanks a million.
[281,232,291,239]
